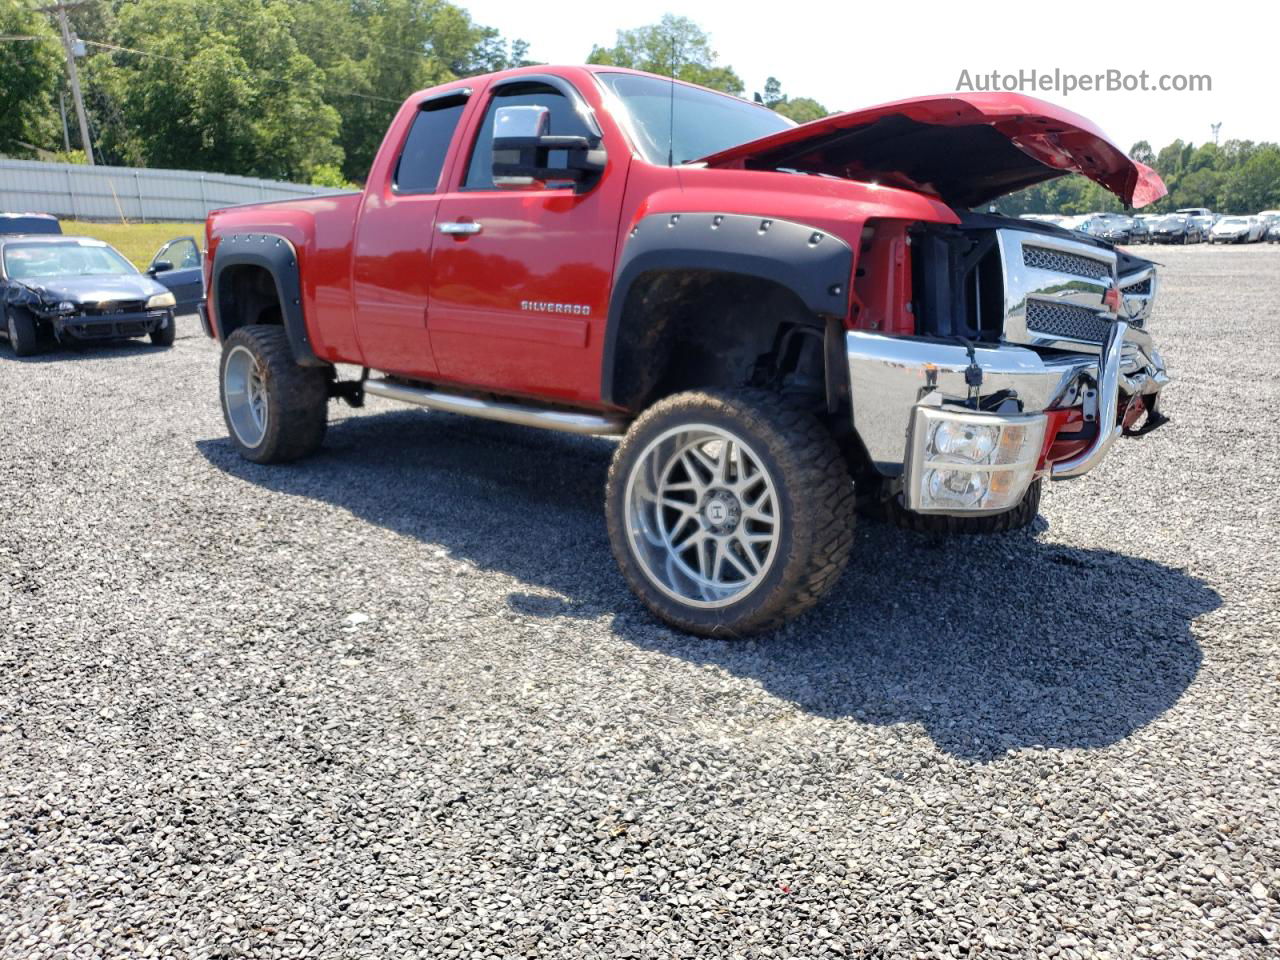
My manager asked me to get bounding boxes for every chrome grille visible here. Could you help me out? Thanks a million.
[1121,276,1152,295]
[1022,245,1111,280]
[1025,301,1112,344]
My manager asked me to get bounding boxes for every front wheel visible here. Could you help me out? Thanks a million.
[5,309,41,357]
[219,325,328,464]
[150,312,176,347]
[605,389,855,636]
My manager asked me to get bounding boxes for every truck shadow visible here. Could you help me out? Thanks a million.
[197,408,1218,762]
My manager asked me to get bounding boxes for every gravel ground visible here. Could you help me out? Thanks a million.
[1,245,1277,959]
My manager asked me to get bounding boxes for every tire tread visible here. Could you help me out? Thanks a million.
[606,388,855,636]
[219,325,327,464]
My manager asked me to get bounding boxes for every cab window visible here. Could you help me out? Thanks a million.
[464,82,593,190]
[395,95,467,193]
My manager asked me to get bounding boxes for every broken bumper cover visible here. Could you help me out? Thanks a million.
[845,326,1170,511]
[51,309,172,341]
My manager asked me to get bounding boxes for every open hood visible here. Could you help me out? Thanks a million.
[698,93,1166,209]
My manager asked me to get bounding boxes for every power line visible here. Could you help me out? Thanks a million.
[81,38,185,63]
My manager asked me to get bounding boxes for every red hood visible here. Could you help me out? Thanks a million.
[698,93,1166,209]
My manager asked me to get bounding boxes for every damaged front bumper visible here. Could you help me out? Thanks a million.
[47,309,173,342]
[845,325,1169,514]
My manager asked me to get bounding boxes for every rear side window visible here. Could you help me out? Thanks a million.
[394,97,467,193]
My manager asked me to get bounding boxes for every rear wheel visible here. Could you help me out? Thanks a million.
[219,325,328,464]
[5,309,40,357]
[606,389,855,636]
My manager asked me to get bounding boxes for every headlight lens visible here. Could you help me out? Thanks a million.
[146,291,176,309]
[48,300,77,314]
[907,406,1047,514]
[931,420,998,463]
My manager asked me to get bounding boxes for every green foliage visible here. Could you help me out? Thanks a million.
[16,0,528,182]
[51,149,89,165]
[12,0,1278,216]
[309,162,358,190]
[997,136,1280,216]
[0,1,62,155]
[1220,147,1280,213]
[85,0,342,179]
[756,76,828,123]
[773,97,827,124]
[288,0,533,180]
[587,14,743,95]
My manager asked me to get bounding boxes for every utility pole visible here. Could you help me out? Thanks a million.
[1211,122,1222,146]
[58,92,71,152]
[39,1,94,165]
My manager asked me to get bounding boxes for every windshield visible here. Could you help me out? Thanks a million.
[3,241,137,281]
[597,72,793,166]
[1220,218,1247,226]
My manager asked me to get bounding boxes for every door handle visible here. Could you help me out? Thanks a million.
[439,221,482,235]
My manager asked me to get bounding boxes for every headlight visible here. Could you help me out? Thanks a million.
[47,300,77,314]
[146,291,176,309]
[905,405,1047,514]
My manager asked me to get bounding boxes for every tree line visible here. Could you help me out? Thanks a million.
[1,4,827,185]
[995,139,1280,216]
[8,2,1273,215]
[0,5,816,184]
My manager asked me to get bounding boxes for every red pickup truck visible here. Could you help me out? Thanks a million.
[201,65,1170,636]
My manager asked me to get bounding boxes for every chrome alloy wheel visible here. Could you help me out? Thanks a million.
[223,344,269,448]
[624,424,780,609]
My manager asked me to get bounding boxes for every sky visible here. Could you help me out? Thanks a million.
[462,0,1273,152]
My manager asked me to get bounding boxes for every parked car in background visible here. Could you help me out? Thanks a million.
[146,235,205,315]
[1257,210,1280,228]
[1062,213,1108,238]
[1097,214,1135,244]
[1267,222,1280,243]
[1150,214,1195,244]
[1,236,177,357]
[1191,215,1216,241]
[1210,216,1255,243]
[1176,207,1213,220]
[1248,216,1267,241]
[0,213,62,236]
[1128,216,1150,244]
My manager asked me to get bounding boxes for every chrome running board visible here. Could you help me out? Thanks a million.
[362,379,628,436]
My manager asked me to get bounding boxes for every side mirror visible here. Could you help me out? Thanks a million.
[148,260,174,275]
[491,104,606,191]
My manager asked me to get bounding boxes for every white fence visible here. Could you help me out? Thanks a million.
[0,159,352,223]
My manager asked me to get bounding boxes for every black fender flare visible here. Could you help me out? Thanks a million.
[210,232,324,367]
[600,212,853,407]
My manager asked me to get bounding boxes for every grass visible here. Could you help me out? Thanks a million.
[61,220,204,270]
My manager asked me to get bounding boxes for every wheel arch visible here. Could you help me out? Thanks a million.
[210,232,324,367]
[601,213,854,411]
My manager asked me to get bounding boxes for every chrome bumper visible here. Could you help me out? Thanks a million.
[845,325,1169,482]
